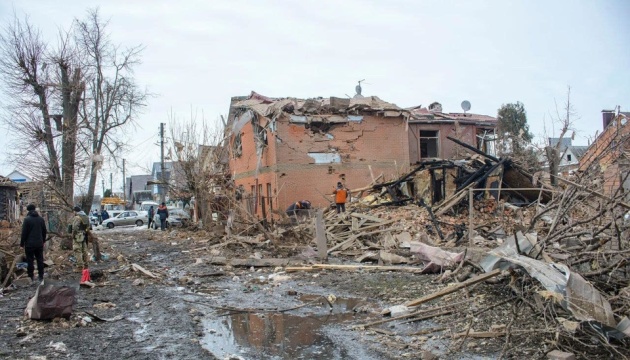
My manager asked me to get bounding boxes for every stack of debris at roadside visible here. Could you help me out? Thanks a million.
[258,137,630,357]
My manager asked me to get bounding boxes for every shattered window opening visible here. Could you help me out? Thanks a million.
[476,130,497,156]
[232,133,242,158]
[420,130,439,158]
[306,122,335,133]
[251,117,268,147]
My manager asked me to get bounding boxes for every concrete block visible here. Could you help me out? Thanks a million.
[388,305,410,317]
[546,350,575,360]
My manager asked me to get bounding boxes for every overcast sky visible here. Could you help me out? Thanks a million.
[0,0,628,193]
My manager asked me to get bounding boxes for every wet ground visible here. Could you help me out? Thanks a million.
[0,226,546,359]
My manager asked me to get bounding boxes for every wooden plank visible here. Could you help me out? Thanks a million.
[402,269,501,308]
[350,212,386,223]
[327,235,358,254]
[2,255,20,288]
[326,227,402,254]
[131,263,160,279]
[229,258,305,267]
[315,209,328,260]
[312,264,425,273]
[285,266,316,273]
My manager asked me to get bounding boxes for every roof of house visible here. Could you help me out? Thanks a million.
[549,137,572,148]
[232,91,406,119]
[570,146,589,160]
[230,91,497,129]
[0,175,18,188]
[407,106,497,125]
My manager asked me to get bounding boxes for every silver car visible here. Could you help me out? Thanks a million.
[102,210,148,229]
[152,208,190,229]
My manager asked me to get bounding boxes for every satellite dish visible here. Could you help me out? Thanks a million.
[461,100,471,113]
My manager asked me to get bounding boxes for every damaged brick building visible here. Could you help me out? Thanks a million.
[227,92,497,218]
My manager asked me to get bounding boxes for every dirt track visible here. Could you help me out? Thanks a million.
[1,226,553,359]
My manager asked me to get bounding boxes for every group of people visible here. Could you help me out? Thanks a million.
[147,203,169,230]
[20,204,91,284]
[90,209,110,224]
[20,183,349,283]
[284,181,350,218]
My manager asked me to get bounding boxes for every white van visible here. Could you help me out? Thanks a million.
[139,201,159,212]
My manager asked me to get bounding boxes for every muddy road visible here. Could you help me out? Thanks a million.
[0,226,541,359]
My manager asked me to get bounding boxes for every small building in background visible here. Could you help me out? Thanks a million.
[0,176,18,223]
[6,170,31,183]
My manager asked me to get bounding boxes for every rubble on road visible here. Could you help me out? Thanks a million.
[2,142,630,358]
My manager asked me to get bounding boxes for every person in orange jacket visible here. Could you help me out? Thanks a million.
[333,182,349,213]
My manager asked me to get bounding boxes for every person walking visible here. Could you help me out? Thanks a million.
[101,209,109,223]
[20,204,47,284]
[157,202,169,231]
[71,206,90,271]
[148,206,155,229]
[333,182,349,214]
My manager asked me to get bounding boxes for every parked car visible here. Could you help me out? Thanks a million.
[90,214,99,227]
[152,208,190,229]
[102,210,148,229]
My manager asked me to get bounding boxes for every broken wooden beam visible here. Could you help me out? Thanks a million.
[446,136,500,163]
[402,269,501,308]
[131,263,160,279]
[315,209,328,260]
[286,264,426,273]
[1,255,21,288]
[229,258,305,267]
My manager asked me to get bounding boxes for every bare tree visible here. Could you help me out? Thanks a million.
[0,15,84,210]
[76,9,147,212]
[545,86,576,186]
[168,111,230,227]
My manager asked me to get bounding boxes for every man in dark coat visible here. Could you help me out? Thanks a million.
[147,206,155,229]
[20,204,47,283]
[156,203,169,231]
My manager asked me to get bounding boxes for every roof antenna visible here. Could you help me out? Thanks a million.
[355,79,365,96]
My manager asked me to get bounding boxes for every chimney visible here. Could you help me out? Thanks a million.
[602,110,615,129]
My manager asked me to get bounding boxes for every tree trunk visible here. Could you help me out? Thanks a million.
[60,64,83,209]
[35,86,62,190]
[546,146,559,186]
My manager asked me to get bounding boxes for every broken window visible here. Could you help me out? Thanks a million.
[567,154,572,162]
[476,129,497,156]
[419,130,439,158]
[306,122,334,133]
[251,118,268,146]
[232,133,242,158]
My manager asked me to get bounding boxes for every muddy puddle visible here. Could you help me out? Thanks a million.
[200,295,382,359]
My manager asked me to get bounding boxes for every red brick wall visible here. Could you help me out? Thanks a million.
[230,113,409,217]
[578,115,630,195]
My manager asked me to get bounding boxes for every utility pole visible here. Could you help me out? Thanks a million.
[110,173,113,197]
[160,123,166,204]
[122,159,126,204]
[102,179,105,197]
